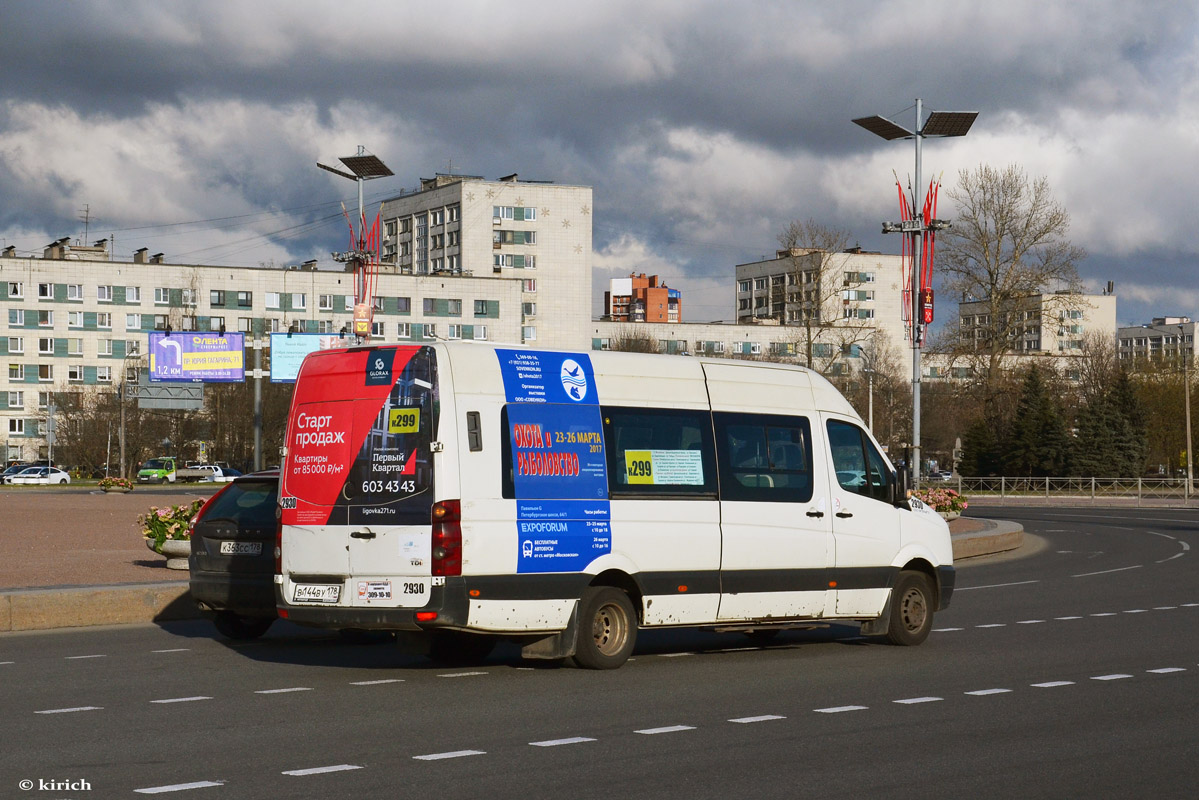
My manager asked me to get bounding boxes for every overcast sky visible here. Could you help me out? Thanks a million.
[2,1,1196,329]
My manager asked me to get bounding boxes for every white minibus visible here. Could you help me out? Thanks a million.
[276,343,954,669]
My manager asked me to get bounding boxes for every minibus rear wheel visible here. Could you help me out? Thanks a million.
[886,571,933,646]
[574,586,637,670]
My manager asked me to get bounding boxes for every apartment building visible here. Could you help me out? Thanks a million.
[957,292,1116,355]
[380,173,592,349]
[603,273,682,322]
[1117,316,1197,361]
[0,240,522,462]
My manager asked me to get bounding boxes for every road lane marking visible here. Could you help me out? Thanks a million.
[282,764,362,776]
[350,679,404,685]
[933,627,964,632]
[1031,681,1074,688]
[530,737,596,746]
[35,706,102,714]
[976,624,1006,628]
[955,580,1039,591]
[0,661,13,665]
[1147,668,1185,674]
[151,697,212,704]
[1153,606,1178,610]
[152,648,191,653]
[729,715,786,723]
[814,706,868,713]
[65,654,106,660]
[1091,674,1133,681]
[658,652,695,658]
[965,689,1012,696]
[1122,609,1148,614]
[1054,616,1083,620]
[134,781,224,793]
[1184,603,1199,607]
[894,697,943,704]
[437,672,488,678]
[255,687,312,694]
[1072,565,1142,578]
[636,725,696,734]
[1090,613,1117,617]
[1016,620,1045,624]
[414,750,485,761]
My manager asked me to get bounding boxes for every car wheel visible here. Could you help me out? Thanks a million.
[573,586,637,670]
[885,571,934,646]
[212,612,274,640]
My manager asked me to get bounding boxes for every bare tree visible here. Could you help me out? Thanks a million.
[939,164,1086,407]
[775,219,875,373]
[609,327,659,354]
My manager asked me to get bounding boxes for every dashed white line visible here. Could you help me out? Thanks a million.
[1153,606,1178,610]
[1091,613,1117,617]
[976,624,1006,628]
[1122,609,1148,614]
[658,652,695,658]
[134,781,224,793]
[933,627,964,632]
[35,706,102,714]
[729,715,786,723]
[1182,603,1199,607]
[0,661,13,665]
[1016,620,1045,625]
[151,697,212,704]
[255,687,312,694]
[414,750,485,761]
[282,764,362,776]
[530,737,596,746]
[152,648,191,653]
[955,580,1039,591]
[1031,681,1074,688]
[65,654,106,660]
[1091,674,1133,681]
[350,679,404,686]
[814,705,868,714]
[1054,616,1083,620]
[1147,668,1186,674]
[965,689,1012,696]
[636,725,696,734]
[894,697,943,705]
[437,671,488,678]
[1073,565,1142,578]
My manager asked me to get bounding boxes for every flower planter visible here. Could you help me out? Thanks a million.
[145,537,191,570]
[937,511,961,521]
[102,486,132,494]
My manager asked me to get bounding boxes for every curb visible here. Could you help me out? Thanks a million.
[1,522,1025,633]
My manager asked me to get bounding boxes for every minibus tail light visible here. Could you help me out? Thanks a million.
[431,499,462,577]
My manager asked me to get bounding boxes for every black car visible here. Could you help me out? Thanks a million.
[188,470,279,639]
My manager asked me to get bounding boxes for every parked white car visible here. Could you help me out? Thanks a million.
[10,466,71,485]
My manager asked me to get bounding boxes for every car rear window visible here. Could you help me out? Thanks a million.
[203,481,278,528]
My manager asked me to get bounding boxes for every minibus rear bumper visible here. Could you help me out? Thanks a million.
[275,578,469,630]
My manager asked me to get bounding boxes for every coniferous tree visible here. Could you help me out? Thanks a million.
[1003,366,1069,476]
[958,417,1001,477]
[1109,370,1150,477]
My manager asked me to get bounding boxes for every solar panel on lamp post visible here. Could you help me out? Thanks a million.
[852,99,977,488]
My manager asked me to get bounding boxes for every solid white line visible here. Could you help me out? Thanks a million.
[955,580,1039,592]
[894,697,942,705]
[729,715,786,723]
[976,624,1006,628]
[1016,620,1045,624]
[350,679,404,685]
[282,764,362,776]
[65,654,106,660]
[1072,565,1142,578]
[35,706,102,714]
[1054,616,1083,620]
[635,725,696,734]
[413,750,485,761]
[1091,674,1133,681]
[1031,681,1074,688]
[814,705,868,713]
[530,737,596,746]
[151,697,212,704]
[1147,668,1186,674]
[1158,552,1186,563]
[255,687,312,694]
[933,627,964,632]
[134,781,224,793]
[965,689,1012,696]
[437,671,488,678]
[152,648,191,653]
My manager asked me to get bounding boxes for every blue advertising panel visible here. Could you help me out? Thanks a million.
[269,333,342,383]
[149,332,245,383]
[497,349,611,573]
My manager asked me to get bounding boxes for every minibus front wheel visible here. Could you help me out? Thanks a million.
[574,586,637,670]
[886,571,934,646]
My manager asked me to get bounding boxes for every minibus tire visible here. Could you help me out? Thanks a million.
[427,630,496,665]
[886,571,933,646]
[213,612,274,640]
[574,587,637,670]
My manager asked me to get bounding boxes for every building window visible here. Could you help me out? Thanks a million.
[447,299,462,316]
[522,325,537,341]
[68,364,83,382]
[153,315,169,330]
[266,318,282,333]
[181,316,196,331]
[95,312,111,329]
[431,209,445,226]
[9,309,24,326]
[38,364,53,382]
[7,391,23,408]
[96,366,112,383]
[7,337,22,354]
[292,293,306,310]
[65,284,83,300]
[8,418,23,435]
[99,339,114,356]
[371,321,385,338]
[181,289,196,307]
[422,323,436,338]
[126,286,141,302]
[474,325,487,341]
[400,218,412,234]
[38,310,53,327]
[38,283,53,299]
[127,340,141,356]
[154,287,169,304]
[98,285,113,302]
[7,282,22,298]
[371,296,384,311]
[38,338,54,355]
[396,322,411,339]
[266,292,281,309]
[8,364,24,380]
[319,294,333,311]
[447,324,462,340]
[237,291,252,308]
[126,314,141,330]
[522,302,537,317]
[68,311,84,328]
[423,298,436,314]
[68,338,83,356]
[209,316,225,332]
[448,204,460,222]
[210,290,225,306]
[316,320,335,334]
[238,318,253,332]
[474,300,488,316]
[396,297,411,313]
[344,296,354,311]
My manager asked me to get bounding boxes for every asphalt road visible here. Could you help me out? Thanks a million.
[0,507,1195,799]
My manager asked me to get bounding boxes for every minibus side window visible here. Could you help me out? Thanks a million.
[601,406,717,498]
[714,412,813,503]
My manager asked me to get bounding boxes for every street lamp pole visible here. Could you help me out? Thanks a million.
[853,100,977,488]
[1181,325,1193,499]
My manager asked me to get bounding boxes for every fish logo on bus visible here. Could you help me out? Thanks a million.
[560,359,587,401]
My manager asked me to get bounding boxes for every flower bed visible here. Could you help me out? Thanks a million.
[138,499,204,551]
[912,486,969,515]
[98,476,134,491]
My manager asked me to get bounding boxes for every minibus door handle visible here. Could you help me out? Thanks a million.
[835,510,854,519]
[350,529,377,540]
[806,509,824,518]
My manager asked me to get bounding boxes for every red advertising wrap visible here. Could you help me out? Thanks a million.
[281,345,436,527]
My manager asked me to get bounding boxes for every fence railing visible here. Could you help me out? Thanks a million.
[942,476,1199,506]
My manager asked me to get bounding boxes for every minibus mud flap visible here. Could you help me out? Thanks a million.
[520,604,580,660]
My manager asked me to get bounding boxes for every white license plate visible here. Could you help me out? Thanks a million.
[218,541,262,556]
[292,584,342,604]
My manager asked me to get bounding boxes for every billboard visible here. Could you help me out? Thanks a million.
[149,332,245,383]
[269,333,346,383]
